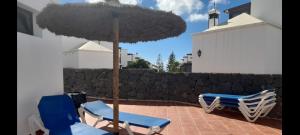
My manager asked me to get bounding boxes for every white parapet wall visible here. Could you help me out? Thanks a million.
[78,51,113,69]
[62,36,88,52]
[192,23,281,74]
[17,0,64,134]
[63,41,114,69]
[120,49,129,67]
[251,0,282,28]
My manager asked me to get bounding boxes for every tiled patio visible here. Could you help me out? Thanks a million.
[84,99,282,135]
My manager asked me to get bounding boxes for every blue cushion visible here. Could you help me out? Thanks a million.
[202,93,244,99]
[38,95,80,131]
[203,97,240,104]
[83,101,171,128]
[205,100,239,108]
[202,90,272,104]
[38,95,112,135]
[50,123,112,135]
[202,90,273,100]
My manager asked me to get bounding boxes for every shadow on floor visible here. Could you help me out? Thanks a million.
[208,109,282,130]
[89,97,282,131]
[99,126,147,135]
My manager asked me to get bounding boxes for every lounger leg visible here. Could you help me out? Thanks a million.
[28,114,50,135]
[78,107,86,124]
[93,117,104,127]
[147,126,162,135]
[239,103,276,122]
[123,121,134,135]
[199,95,220,113]
[106,121,113,127]
[260,103,276,117]
[216,105,224,110]
[239,107,256,122]
[105,121,123,128]
[28,115,36,135]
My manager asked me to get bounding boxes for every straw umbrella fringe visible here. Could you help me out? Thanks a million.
[37,2,186,43]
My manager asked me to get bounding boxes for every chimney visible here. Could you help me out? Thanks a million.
[208,1,220,28]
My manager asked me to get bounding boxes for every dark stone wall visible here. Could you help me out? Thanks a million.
[180,63,192,72]
[64,68,282,119]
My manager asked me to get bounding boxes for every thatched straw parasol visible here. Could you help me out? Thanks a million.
[37,0,186,134]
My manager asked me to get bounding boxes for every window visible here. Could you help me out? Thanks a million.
[17,6,33,35]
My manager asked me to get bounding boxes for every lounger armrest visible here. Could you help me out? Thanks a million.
[240,92,276,102]
[242,90,270,99]
[28,114,50,135]
[78,107,87,124]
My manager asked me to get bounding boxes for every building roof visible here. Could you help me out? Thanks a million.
[224,2,251,19]
[204,13,264,32]
[224,2,250,12]
[72,41,113,52]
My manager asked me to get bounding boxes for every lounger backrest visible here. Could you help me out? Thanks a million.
[38,95,80,131]
[241,91,276,106]
[242,90,269,99]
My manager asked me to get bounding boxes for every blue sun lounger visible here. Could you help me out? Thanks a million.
[198,89,276,122]
[79,100,171,135]
[30,95,112,135]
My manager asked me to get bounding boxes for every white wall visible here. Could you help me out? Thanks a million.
[127,54,138,62]
[63,51,79,68]
[61,36,87,68]
[120,49,128,67]
[62,36,88,52]
[78,51,113,69]
[187,55,192,62]
[251,0,282,28]
[61,38,116,68]
[192,24,281,74]
[264,25,282,74]
[17,0,63,134]
[182,55,192,63]
[183,57,188,63]
[99,41,113,50]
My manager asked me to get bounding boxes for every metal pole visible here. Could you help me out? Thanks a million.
[112,17,119,135]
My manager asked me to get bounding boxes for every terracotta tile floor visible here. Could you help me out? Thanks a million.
[83,100,282,135]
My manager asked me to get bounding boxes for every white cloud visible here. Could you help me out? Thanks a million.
[85,0,103,3]
[210,0,228,4]
[86,0,210,22]
[155,0,204,16]
[85,0,142,5]
[187,13,208,22]
[208,0,229,8]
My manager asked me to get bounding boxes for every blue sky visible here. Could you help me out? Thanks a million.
[60,0,250,65]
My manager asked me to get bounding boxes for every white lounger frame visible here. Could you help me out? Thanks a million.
[198,90,277,122]
[28,97,50,135]
[78,105,166,135]
[28,114,50,135]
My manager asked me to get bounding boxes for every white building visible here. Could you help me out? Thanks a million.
[120,48,129,67]
[181,53,192,64]
[251,0,281,28]
[62,36,136,69]
[126,53,139,65]
[64,41,113,69]
[192,0,282,74]
[17,0,64,134]
[149,64,159,70]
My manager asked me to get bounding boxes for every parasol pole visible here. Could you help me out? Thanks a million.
[112,14,120,135]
